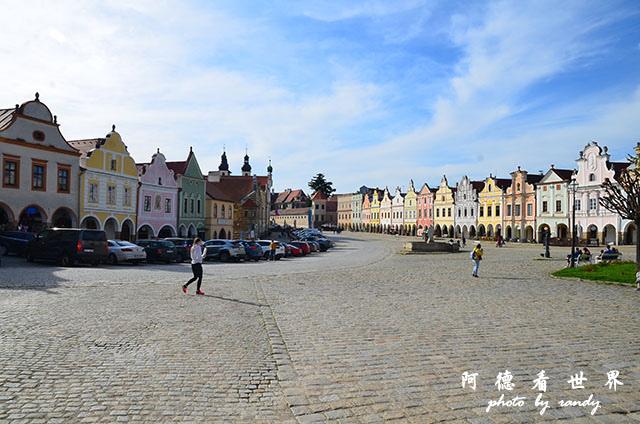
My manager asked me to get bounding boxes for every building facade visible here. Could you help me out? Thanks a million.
[416,183,435,237]
[1,94,81,233]
[273,188,308,211]
[270,207,310,229]
[361,193,372,231]
[391,187,405,234]
[69,127,137,240]
[205,183,235,239]
[503,167,542,242]
[337,193,353,230]
[403,180,417,235]
[380,187,392,232]
[136,149,179,239]
[454,176,483,239]
[535,166,574,241]
[477,175,510,239]
[574,142,630,245]
[166,147,206,239]
[207,151,273,239]
[370,188,381,232]
[433,176,455,237]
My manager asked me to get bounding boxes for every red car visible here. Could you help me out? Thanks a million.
[291,241,310,255]
[286,244,303,257]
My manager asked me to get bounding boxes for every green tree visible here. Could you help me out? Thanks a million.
[308,173,336,199]
[599,149,640,271]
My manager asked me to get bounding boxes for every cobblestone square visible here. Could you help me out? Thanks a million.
[1,234,639,423]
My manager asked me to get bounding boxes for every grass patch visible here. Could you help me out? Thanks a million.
[552,261,638,285]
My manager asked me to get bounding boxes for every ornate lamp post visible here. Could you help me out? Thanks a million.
[569,177,579,268]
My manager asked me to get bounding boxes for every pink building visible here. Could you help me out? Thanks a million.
[416,183,435,236]
[136,149,179,239]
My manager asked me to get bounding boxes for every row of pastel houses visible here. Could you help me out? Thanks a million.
[328,142,638,246]
[0,94,273,240]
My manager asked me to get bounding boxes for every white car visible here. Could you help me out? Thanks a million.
[256,240,285,260]
[106,240,147,265]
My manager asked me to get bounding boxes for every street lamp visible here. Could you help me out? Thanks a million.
[569,177,579,268]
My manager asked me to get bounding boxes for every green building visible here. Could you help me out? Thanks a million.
[167,147,207,239]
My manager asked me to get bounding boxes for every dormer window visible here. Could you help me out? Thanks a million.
[516,183,521,191]
[110,159,117,170]
[158,177,162,185]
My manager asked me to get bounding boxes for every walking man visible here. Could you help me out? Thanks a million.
[183,238,207,294]
[471,243,483,278]
[269,239,277,261]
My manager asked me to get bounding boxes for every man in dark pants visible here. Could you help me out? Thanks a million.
[183,238,207,295]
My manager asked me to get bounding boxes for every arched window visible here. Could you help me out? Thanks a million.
[183,198,188,213]
[213,204,218,218]
[221,205,226,218]
[589,173,596,182]
[190,198,194,213]
[197,199,201,214]
[516,183,521,191]
[158,177,162,185]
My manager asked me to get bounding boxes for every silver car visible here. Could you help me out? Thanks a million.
[106,240,147,265]
[203,239,246,262]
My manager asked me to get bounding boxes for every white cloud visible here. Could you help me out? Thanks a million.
[0,1,637,194]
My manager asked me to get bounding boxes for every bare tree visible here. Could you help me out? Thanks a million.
[599,153,640,270]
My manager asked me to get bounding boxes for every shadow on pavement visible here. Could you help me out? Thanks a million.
[200,293,265,307]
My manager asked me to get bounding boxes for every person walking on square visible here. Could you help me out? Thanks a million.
[183,238,206,295]
[471,243,483,277]
[269,239,277,261]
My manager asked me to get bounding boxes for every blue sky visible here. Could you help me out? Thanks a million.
[1,0,639,192]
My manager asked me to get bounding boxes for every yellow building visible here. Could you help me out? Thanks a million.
[69,127,138,240]
[205,182,235,239]
[370,188,381,232]
[433,176,455,237]
[477,175,511,239]
[403,180,418,235]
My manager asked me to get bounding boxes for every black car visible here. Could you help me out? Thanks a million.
[26,228,108,266]
[164,238,193,262]
[136,239,179,263]
[0,231,35,256]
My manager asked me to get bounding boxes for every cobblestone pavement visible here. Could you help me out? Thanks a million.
[1,234,638,423]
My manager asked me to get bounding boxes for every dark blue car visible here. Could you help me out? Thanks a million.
[0,231,35,256]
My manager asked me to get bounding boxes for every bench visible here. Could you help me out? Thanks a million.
[578,254,592,264]
[597,252,622,263]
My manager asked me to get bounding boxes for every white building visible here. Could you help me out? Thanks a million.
[380,187,393,232]
[391,187,405,233]
[535,166,574,241]
[574,142,631,245]
[454,176,483,239]
[0,93,80,232]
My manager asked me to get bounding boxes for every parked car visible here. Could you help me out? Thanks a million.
[164,237,193,262]
[233,240,262,261]
[0,231,35,256]
[106,240,147,265]
[26,228,108,266]
[285,243,303,257]
[203,239,245,262]
[255,240,285,260]
[136,239,179,263]
[290,241,310,255]
[301,236,331,252]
